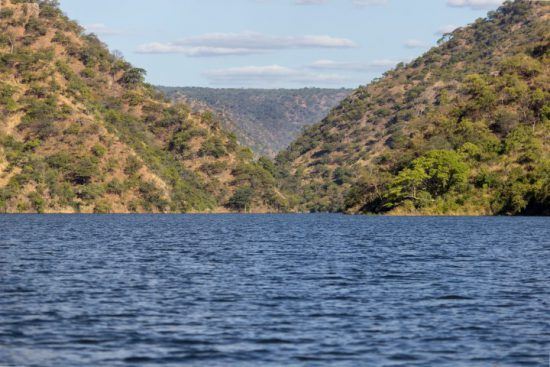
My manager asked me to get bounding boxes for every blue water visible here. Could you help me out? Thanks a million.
[0,215,549,366]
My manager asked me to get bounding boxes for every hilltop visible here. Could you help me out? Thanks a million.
[1,0,548,215]
[159,87,351,158]
[278,0,549,215]
[0,0,289,213]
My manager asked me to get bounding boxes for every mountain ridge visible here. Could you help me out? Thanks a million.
[0,0,548,215]
[0,0,289,213]
[277,0,549,215]
[160,86,352,158]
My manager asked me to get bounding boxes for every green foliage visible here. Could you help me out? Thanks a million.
[0,82,18,114]
[25,17,47,37]
[123,156,142,176]
[138,180,168,212]
[77,183,104,201]
[386,150,469,209]
[0,8,14,19]
[67,157,99,185]
[333,167,353,186]
[169,126,206,154]
[119,67,146,86]
[19,96,68,138]
[160,87,352,157]
[106,179,125,196]
[91,144,107,158]
[46,153,98,185]
[200,161,228,175]
[93,200,112,214]
[276,0,550,215]
[28,191,45,213]
[227,187,253,212]
[464,74,497,111]
[199,137,227,158]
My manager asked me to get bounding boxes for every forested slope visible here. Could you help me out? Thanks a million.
[160,87,351,157]
[278,0,549,215]
[0,0,289,213]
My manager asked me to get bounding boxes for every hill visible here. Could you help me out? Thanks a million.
[0,0,289,213]
[160,87,351,158]
[277,0,549,215]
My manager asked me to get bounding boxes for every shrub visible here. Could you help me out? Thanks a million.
[68,157,98,185]
[77,184,104,201]
[119,67,146,86]
[124,156,142,176]
[106,179,125,196]
[93,201,112,214]
[200,161,228,175]
[227,187,253,212]
[386,150,469,208]
[25,17,47,37]
[139,181,168,211]
[91,144,107,158]
[0,8,14,19]
[26,191,44,213]
[199,137,227,158]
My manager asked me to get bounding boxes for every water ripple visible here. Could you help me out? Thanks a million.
[0,214,549,366]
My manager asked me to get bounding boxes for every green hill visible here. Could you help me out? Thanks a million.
[0,0,289,213]
[277,0,549,215]
[1,0,548,215]
[160,87,352,158]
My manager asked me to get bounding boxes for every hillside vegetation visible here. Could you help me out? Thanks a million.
[160,87,351,158]
[278,0,549,215]
[0,0,290,213]
[1,0,548,215]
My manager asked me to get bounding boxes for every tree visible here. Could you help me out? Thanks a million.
[68,157,98,185]
[464,74,496,111]
[119,67,146,86]
[227,187,253,212]
[386,150,469,208]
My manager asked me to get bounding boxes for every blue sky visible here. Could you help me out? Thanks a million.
[59,0,504,88]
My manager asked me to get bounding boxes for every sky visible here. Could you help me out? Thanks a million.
[59,0,505,89]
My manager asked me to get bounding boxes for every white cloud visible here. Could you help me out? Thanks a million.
[446,0,504,10]
[352,0,388,6]
[294,0,328,4]
[136,44,258,56]
[136,32,357,56]
[203,64,351,86]
[404,39,429,49]
[308,59,400,72]
[436,24,459,35]
[178,32,357,49]
[292,0,388,6]
[288,0,389,7]
[84,23,124,36]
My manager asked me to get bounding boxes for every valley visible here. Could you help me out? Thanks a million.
[0,0,548,215]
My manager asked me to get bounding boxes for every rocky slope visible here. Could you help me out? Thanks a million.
[278,0,549,215]
[0,0,288,213]
[160,87,351,158]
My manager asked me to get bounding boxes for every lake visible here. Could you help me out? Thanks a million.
[0,215,548,366]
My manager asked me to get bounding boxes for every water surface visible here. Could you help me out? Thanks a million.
[0,215,549,366]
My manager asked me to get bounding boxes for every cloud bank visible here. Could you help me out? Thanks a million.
[202,56,403,87]
[136,32,357,56]
[203,64,352,86]
[308,59,401,72]
[293,0,387,5]
[446,0,504,10]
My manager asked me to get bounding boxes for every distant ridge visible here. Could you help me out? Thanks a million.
[160,87,352,158]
